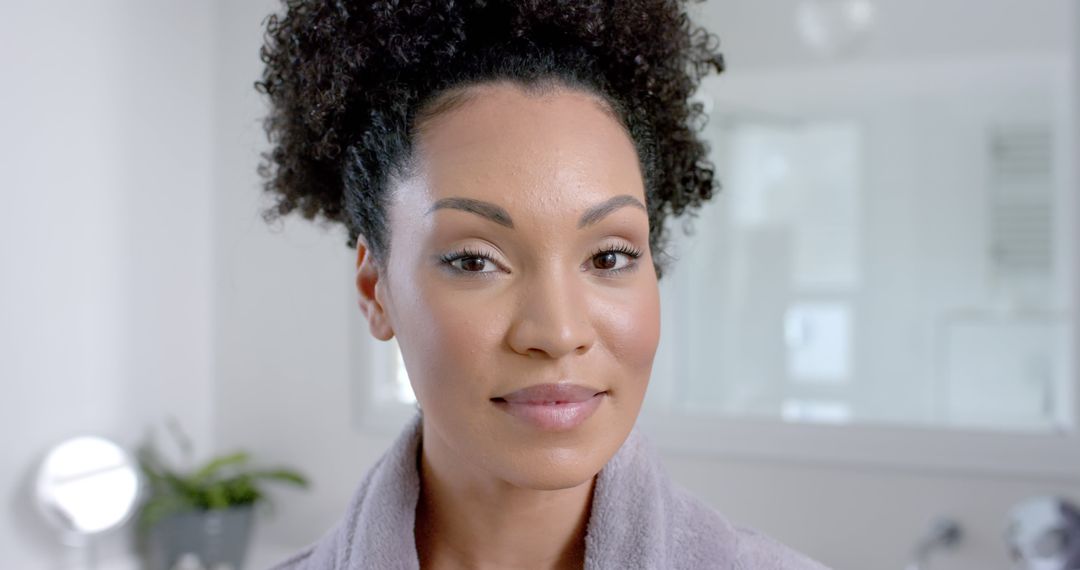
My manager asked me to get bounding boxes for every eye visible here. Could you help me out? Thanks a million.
[589,243,642,274]
[440,247,502,274]
[453,256,495,272]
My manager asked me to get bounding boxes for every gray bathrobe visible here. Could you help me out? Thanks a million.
[269,411,831,569]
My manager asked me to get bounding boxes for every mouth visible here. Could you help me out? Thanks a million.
[491,383,607,431]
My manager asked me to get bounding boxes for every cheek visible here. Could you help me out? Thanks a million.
[395,274,507,403]
[596,283,661,375]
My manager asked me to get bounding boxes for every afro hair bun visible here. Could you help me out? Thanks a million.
[255,0,725,278]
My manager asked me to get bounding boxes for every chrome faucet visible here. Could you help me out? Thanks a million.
[905,517,962,570]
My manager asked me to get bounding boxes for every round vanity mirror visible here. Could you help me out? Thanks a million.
[35,436,142,542]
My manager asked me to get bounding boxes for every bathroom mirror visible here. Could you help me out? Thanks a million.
[639,0,1079,435]
[35,436,141,551]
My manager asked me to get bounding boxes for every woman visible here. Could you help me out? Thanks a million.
[257,1,830,568]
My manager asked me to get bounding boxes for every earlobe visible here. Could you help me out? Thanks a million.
[354,236,395,342]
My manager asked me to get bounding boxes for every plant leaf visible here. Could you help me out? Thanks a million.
[191,451,250,482]
[247,468,309,488]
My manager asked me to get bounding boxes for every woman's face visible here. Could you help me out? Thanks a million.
[357,81,660,490]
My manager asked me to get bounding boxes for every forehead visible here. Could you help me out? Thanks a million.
[398,82,645,220]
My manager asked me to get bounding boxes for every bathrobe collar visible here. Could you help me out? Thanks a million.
[280,410,746,569]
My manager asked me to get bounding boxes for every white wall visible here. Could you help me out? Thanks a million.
[0,2,216,568]
[210,0,406,560]
[695,0,1071,69]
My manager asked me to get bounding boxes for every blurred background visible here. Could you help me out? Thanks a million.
[2,1,1078,569]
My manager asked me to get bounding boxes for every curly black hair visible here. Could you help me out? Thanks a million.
[255,0,725,279]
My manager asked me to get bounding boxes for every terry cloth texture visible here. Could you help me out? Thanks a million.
[269,411,832,569]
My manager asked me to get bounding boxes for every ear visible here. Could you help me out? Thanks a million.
[355,235,395,341]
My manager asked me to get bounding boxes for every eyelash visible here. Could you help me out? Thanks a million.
[439,244,643,276]
[439,247,496,273]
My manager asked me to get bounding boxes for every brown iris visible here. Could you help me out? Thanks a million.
[593,252,617,270]
[461,257,487,272]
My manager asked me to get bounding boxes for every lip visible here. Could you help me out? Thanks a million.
[491,383,606,431]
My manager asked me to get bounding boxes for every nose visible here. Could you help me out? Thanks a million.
[506,269,596,360]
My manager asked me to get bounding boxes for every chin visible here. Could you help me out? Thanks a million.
[490,431,626,491]
[501,459,603,491]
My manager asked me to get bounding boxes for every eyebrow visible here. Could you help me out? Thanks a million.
[426,194,646,229]
[576,195,647,228]
[426,197,514,228]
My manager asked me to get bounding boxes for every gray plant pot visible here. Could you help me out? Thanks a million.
[143,504,255,570]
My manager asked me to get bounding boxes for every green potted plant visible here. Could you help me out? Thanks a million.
[135,419,308,570]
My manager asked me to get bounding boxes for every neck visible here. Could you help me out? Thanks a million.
[414,421,596,570]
